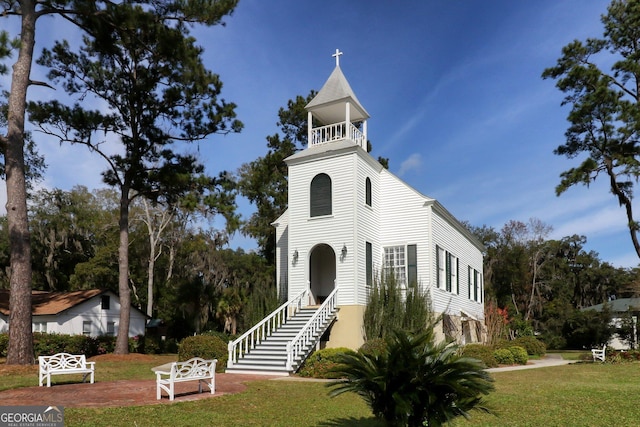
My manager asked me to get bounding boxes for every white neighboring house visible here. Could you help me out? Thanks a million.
[273,52,485,350]
[0,289,147,337]
[582,298,640,350]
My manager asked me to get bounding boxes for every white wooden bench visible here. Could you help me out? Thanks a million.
[38,352,95,387]
[591,344,606,362]
[155,357,217,401]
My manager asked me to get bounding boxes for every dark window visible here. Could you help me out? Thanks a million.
[101,295,110,310]
[366,242,373,287]
[407,244,417,287]
[310,173,332,217]
[365,177,372,207]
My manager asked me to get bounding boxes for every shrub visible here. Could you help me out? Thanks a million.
[540,334,566,351]
[359,338,387,357]
[128,335,144,353]
[201,330,234,343]
[461,344,498,368]
[143,336,161,354]
[509,346,528,365]
[95,336,116,354]
[0,333,8,357]
[328,327,495,426]
[178,335,228,372]
[494,348,515,365]
[511,336,546,356]
[298,347,356,378]
[32,333,102,357]
[363,271,433,341]
[33,333,66,356]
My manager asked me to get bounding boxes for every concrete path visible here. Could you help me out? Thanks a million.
[487,353,577,373]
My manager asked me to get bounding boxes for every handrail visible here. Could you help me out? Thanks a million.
[227,288,309,368]
[286,287,339,371]
[310,122,365,149]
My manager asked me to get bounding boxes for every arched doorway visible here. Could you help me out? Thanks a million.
[309,244,336,305]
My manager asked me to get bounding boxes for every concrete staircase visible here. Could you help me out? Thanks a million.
[226,306,336,375]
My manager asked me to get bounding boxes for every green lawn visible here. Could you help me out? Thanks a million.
[2,356,640,426]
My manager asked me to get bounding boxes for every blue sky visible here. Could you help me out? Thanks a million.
[3,0,637,267]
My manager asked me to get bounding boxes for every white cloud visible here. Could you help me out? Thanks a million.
[552,205,627,240]
[397,153,422,177]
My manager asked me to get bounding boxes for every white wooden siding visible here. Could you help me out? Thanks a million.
[273,210,289,300]
[379,170,431,293]
[1,292,146,337]
[431,207,484,321]
[279,142,484,319]
[52,293,146,337]
[354,153,383,305]
[287,151,359,304]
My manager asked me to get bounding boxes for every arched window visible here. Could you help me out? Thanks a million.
[310,173,332,217]
[365,177,372,207]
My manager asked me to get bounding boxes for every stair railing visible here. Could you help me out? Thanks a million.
[228,288,309,369]
[286,287,339,371]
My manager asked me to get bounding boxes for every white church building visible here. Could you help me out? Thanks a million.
[227,51,485,374]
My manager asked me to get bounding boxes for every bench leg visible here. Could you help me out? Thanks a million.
[199,378,215,395]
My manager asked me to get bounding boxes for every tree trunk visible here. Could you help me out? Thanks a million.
[5,0,36,365]
[146,239,155,318]
[114,185,131,354]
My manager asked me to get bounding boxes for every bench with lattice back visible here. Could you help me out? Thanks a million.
[155,357,217,401]
[38,352,95,387]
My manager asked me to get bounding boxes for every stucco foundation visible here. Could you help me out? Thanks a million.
[323,305,366,350]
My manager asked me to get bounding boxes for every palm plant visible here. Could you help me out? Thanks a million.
[328,326,494,427]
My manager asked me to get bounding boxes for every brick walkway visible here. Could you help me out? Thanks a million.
[0,373,275,408]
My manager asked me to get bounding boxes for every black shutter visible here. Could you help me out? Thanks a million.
[365,177,372,206]
[407,244,417,287]
[446,253,452,292]
[366,242,373,287]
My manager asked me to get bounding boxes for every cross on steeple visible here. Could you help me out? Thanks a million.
[332,49,343,67]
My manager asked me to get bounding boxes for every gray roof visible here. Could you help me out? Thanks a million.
[306,66,369,124]
[583,298,640,313]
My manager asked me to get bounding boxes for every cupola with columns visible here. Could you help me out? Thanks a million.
[305,49,369,149]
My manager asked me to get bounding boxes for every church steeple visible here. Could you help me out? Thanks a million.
[305,49,369,149]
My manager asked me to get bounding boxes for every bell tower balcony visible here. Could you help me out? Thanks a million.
[305,49,370,152]
[310,121,366,150]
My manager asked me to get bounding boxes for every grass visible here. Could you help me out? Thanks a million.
[450,363,640,427]
[0,354,173,391]
[551,350,591,361]
[2,355,640,426]
[67,381,383,427]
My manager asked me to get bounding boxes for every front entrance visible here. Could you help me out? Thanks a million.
[309,244,336,305]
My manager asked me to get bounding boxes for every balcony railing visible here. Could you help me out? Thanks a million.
[310,122,365,149]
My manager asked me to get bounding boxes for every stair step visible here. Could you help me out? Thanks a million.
[226,305,337,375]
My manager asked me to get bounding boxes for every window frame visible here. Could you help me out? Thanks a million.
[32,322,47,333]
[383,245,407,287]
[82,321,92,336]
[436,246,445,289]
[365,177,372,207]
[310,173,332,217]
[468,266,482,302]
[437,246,459,294]
[106,321,116,336]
